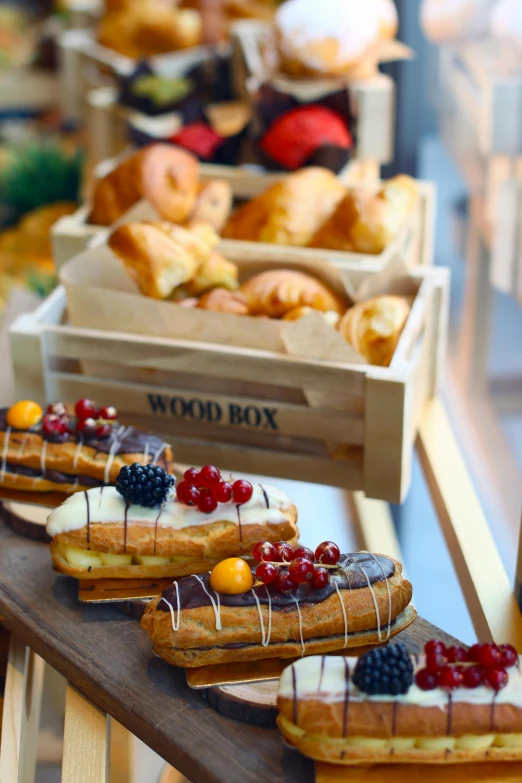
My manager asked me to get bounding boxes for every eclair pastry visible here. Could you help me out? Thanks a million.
[278,652,522,764]
[47,482,297,580]
[140,552,414,666]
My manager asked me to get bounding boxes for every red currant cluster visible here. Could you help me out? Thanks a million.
[176,465,253,514]
[253,540,341,594]
[416,640,518,692]
[42,399,118,442]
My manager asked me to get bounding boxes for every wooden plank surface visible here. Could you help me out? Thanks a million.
[62,685,109,783]
[0,523,460,783]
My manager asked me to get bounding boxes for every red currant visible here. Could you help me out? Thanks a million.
[288,556,315,584]
[415,668,438,690]
[256,562,278,585]
[199,465,221,487]
[252,541,276,562]
[467,643,482,662]
[315,541,340,565]
[47,402,67,417]
[75,399,96,420]
[95,423,112,439]
[439,667,462,689]
[176,481,200,506]
[274,570,298,594]
[476,643,503,668]
[311,567,329,590]
[446,645,468,663]
[184,467,200,485]
[232,479,253,504]
[43,414,68,437]
[76,418,96,438]
[463,666,484,688]
[97,406,118,421]
[293,547,314,562]
[273,542,294,563]
[214,481,233,503]
[424,640,446,657]
[484,667,508,691]
[197,489,218,514]
[425,653,448,672]
[499,644,518,668]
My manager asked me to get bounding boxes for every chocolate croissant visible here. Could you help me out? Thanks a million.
[240,269,346,318]
[90,144,199,226]
[278,653,522,765]
[339,295,410,366]
[140,553,414,666]
[47,482,297,580]
[223,168,346,247]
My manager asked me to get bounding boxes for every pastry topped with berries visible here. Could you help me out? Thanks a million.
[140,541,414,666]
[0,399,173,503]
[278,639,522,765]
[47,464,298,580]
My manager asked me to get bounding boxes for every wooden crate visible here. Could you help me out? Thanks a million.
[9,265,449,503]
[51,152,435,272]
[439,40,522,157]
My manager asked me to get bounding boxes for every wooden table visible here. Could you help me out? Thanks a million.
[0,521,459,783]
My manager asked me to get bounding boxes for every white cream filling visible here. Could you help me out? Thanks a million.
[46,482,292,537]
[279,654,522,710]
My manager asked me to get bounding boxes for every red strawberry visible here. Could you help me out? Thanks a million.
[171,122,223,160]
[260,106,352,170]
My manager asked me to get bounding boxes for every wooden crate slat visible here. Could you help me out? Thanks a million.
[41,325,368,396]
[48,371,365,445]
[62,684,110,783]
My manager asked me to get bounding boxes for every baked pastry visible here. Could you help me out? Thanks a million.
[282,306,340,327]
[240,270,345,318]
[0,399,173,501]
[180,252,239,297]
[278,644,522,764]
[309,175,417,255]
[274,0,382,79]
[141,549,414,666]
[98,3,202,59]
[223,168,346,247]
[108,221,219,299]
[378,0,398,39]
[197,286,249,314]
[89,144,199,227]
[420,0,495,44]
[339,295,410,366]
[188,179,233,233]
[47,467,298,580]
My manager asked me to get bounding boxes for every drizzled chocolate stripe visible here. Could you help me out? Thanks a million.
[158,553,395,612]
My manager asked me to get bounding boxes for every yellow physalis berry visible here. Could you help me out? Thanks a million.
[6,400,43,430]
[209,557,254,595]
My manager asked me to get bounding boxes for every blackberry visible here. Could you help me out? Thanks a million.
[115,463,175,508]
[352,643,413,696]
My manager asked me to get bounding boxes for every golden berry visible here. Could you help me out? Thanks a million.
[209,558,254,595]
[6,400,43,430]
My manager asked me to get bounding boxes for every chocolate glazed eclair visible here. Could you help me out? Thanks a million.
[140,553,415,666]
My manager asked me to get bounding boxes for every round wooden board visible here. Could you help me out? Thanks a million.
[1,500,52,543]
[206,680,278,727]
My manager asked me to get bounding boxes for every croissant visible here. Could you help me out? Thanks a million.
[197,287,249,314]
[282,306,340,327]
[109,222,201,299]
[309,175,417,255]
[89,144,199,227]
[188,179,233,233]
[156,221,220,263]
[223,168,346,247]
[339,295,410,366]
[181,252,239,297]
[240,269,345,318]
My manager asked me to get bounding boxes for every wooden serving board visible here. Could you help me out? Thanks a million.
[0,500,52,542]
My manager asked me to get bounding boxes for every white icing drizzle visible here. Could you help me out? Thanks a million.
[16,436,27,458]
[40,439,48,476]
[291,596,305,656]
[360,550,392,641]
[334,582,348,646]
[265,586,272,646]
[0,426,11,482]
[251,589,269,647]
[152,442,166,465]
[142,442,149,466]
[73,440,83,469]
[104,426,129,485]
[161,581,180,631]
[359,565,382,641]
[193,574,222,630]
